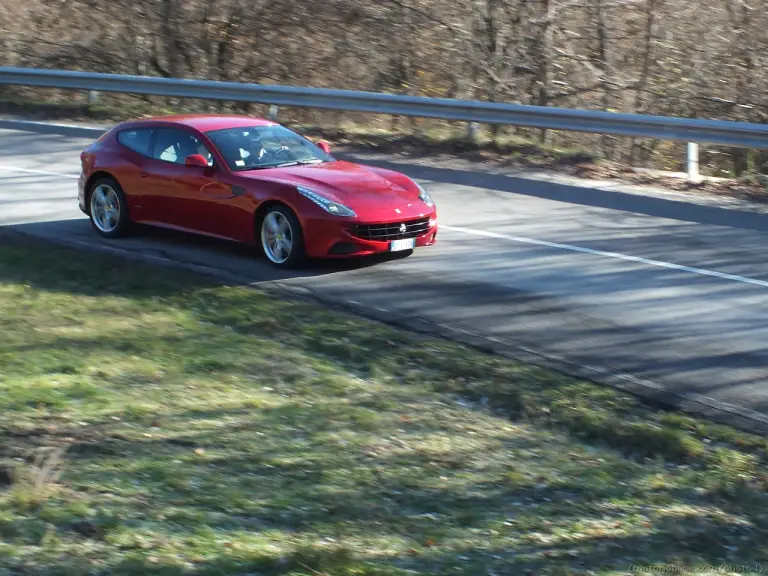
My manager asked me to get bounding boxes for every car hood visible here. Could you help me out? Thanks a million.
[241,160,419,208]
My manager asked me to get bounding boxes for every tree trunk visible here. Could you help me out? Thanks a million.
[536,0,554,144]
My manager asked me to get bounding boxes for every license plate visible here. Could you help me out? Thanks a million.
[390,238,415,252]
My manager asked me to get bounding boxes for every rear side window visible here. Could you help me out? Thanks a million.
[152,128,214,166]
[117,129,153,157]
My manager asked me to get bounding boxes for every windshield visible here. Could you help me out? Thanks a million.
[205,125,334,171]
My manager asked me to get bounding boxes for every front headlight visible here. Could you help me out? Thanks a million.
[416,183,434,207]
[297,186,356,217]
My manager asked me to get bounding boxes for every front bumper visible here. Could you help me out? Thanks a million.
[302,213,438,258]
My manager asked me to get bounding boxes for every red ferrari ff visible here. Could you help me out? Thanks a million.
[78,114,438,267]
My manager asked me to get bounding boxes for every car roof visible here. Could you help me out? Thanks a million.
[119,114,277,133]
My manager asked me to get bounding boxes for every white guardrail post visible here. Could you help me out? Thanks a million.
[687,142,700,183]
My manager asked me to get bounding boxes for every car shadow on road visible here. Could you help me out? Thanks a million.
[336,152,768,233]
[1,217,415,286]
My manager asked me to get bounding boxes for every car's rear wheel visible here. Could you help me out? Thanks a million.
[88,177,131,238]
[259,204,306,268]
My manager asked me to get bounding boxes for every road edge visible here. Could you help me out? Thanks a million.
[0,118,108,139]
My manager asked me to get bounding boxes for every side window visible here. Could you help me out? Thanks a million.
[152,128,214,166]
[117,129,153,157]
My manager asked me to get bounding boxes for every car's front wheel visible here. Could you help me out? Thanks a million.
[259,204,306,268]
[88,176,132,238]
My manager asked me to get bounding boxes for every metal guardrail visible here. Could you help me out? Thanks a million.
[2,66,768,180]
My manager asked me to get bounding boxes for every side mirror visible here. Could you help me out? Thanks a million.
[316,140,331,154]
[184,154,210,168]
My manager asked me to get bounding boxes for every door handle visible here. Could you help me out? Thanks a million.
[139,172,150,178]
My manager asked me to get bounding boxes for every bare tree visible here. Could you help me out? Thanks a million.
[3,0,768,174]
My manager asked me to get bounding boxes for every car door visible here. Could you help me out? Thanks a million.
[148,128,235,237]
[113,127,163,222]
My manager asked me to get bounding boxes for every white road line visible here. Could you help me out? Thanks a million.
[441,224,768,288]
[0,165,79,178]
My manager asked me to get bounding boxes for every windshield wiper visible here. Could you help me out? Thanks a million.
[273,159,326,168]
[239,164,283,170]
[236,159,327,171]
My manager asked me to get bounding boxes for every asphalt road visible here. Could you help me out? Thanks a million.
[3,125,768,430]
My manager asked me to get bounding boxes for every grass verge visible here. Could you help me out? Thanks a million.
[1,234,768,575]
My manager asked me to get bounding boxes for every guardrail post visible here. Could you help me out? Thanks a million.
[268,105,279,121]
[87,90,100,107]
[687,142,700,183]
[467,122,479,143]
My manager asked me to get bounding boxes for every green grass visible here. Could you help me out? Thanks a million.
[1,235,768,575]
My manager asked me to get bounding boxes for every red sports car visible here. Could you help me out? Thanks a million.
[78,114,438,267]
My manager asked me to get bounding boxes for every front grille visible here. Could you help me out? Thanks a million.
[351,217,430,241]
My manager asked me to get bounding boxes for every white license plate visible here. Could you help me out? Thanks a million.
[390,238,415,252]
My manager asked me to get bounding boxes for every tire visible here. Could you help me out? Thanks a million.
[258,204,307,268]
[88,176,132,238]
